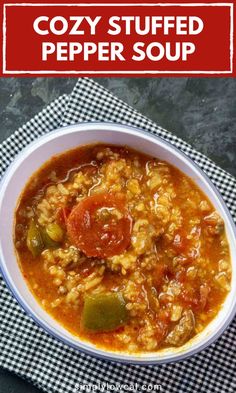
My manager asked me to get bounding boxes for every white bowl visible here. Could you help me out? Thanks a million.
[0,122,236,364]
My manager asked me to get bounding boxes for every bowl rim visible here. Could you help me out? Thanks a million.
[0,121,236,365]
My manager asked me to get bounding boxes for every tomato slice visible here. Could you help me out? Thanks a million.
[66,193,132,258]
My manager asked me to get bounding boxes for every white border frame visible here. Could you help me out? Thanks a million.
[2,3,234,74]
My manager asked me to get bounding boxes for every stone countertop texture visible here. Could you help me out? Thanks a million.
[0,77,236,392]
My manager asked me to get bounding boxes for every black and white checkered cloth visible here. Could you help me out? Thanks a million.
[0,78,235,393]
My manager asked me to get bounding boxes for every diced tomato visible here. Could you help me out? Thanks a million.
[56,207,71,226]
[152,263,168,288]
[66,193,132,258]
[62,207,71,223]
[155,311,169,343]
[158,309,170,323]
[178,281,211,311]
[175,268,187,283]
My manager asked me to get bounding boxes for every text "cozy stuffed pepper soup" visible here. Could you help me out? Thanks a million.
[14,144,231,353]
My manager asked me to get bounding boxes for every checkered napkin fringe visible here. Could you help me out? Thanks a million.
[0,78,235,393]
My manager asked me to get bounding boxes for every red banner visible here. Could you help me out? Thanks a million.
[1,1,235,76]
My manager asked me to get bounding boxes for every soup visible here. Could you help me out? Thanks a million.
[14,144,231,353]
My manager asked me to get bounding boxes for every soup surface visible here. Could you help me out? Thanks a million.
[15,144,231,353]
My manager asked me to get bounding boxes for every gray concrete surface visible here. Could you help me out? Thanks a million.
[0,78,236,175]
